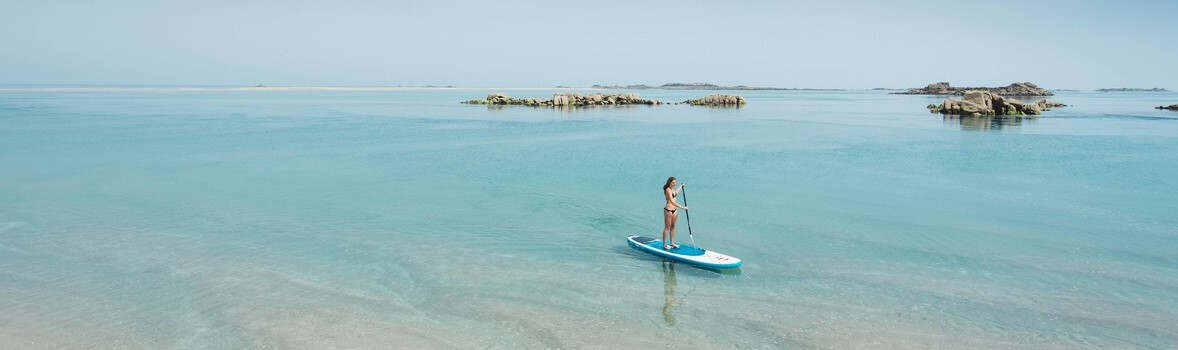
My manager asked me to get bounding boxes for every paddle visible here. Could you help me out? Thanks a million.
[682,184,698,247]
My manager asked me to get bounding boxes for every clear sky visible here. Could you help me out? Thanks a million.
[2,0,1175,89]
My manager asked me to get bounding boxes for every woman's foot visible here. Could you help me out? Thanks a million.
[670,243,680,249]
[663,245,672,250]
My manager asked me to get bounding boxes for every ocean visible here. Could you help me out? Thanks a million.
[1,87,1176,349]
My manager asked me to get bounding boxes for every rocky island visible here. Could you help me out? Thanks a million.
[1097,88,1169,92]
[462,93,663,107]
[461,92,751,108]
[1156,104,1178,111]
[897,82,1053,96]
[927,91,1066,116]
[681,94,747,106]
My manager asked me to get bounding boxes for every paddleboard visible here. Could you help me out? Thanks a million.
[626,235,742,269]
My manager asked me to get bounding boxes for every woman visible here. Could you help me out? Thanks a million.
[662,177,688,250]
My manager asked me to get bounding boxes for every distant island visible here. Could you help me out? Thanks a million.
[592,82,843,91]
[461,92,753,108]
[1095,88,1169,92]
[895,82,1054,96]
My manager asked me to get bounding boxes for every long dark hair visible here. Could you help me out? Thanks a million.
[663,176,676,191]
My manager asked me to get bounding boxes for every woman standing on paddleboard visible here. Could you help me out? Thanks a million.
[662,177,687,250]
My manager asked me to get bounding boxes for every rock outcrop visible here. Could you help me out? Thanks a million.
[1036,99,1067,109]
[927,91,1066,116]
[897,82,1054,96]
[681,94,746,106]
[1156,104,1178,111]
[462,93,663,107]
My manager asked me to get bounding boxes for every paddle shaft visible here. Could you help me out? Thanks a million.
[682,185,697,247]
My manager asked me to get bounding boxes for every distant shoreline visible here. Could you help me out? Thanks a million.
[0,85,853,93]
[592,82,844,91]
[1095,88,1169,92]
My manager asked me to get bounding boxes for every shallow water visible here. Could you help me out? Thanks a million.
[1,88,1177,349]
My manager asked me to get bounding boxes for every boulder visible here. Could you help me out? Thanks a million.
[957,100,986,115]
[993,96,1013,115]
[1036,99,1067,110]
[553,94,571,106]
[963,91,998,110]
[1025,103,1042,115]
[488,93,511,104]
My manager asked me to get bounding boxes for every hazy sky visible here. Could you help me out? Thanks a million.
[2,0,1175,89]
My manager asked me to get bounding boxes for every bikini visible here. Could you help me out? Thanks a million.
[664,192,677,213]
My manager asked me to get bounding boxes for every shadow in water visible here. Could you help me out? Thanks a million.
[701,265,743,276]
[661,260,678,327]
[658,260,741,327]
[944,114,1038,131]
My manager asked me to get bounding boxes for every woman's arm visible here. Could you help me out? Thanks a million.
[667,188,687,209]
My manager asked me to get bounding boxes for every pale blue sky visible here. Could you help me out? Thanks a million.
[2,0,1175,89]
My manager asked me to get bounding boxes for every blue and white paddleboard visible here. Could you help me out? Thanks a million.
[626,235,742,269]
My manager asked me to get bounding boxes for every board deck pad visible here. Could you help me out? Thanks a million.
[626,235,742,269]
[639,239,705,256]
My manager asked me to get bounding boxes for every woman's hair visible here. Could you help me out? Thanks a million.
[663,176,677,190]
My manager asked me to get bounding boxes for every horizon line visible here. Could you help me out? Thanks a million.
[0,83,1171,92]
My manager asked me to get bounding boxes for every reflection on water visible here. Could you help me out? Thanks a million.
[661,260,677,327]
[657,260,741,327]
[943,114,1039,131]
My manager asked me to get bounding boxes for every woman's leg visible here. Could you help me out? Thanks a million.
[662,210,674,249]
[668,212,678,247]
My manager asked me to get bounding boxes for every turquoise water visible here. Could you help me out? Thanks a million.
[2,87,1177,349]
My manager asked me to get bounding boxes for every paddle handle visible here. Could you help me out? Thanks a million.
[682,185,696,247]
